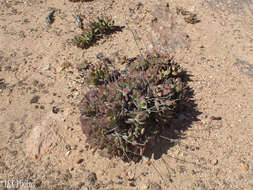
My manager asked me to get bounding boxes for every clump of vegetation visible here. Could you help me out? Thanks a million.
[72,17,116,49]
[84,61,120,85]
[79,53,188,160]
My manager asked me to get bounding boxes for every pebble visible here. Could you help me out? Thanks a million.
[65,144,71,151]
[211,159,218,166]
[96,52,105,60]
[8,123,15,133]
[52,106,60,114]
[30,95,40,104]
[46,9,55,25]
[66,151,71,156]
[74,14,83,28]
[77,159,84,164]
[137,2,144,10]
[43,64,50,70]
[210,116,222,120]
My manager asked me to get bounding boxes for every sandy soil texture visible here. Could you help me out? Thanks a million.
[0,0,253,189]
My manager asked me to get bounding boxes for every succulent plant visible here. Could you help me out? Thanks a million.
[72,17,115,49]
[84,61,120,85]
[79,53,188,160]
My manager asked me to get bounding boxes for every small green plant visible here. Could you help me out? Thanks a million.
[84,61,120,85]
[79,53,188,160]
[72,17,115,49]
[72,31,94,49]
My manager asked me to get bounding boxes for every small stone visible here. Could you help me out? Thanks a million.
[129,182,136,187]
[77,159,84,164]
[137,2,144,10]
[46,9,55,25]
[79,149,84,153]
[30,95,40,104]
[74,14,83,28]
[52,106,60,114]
[43,64,50,70]
[96,52,104,60]
[66,151,71,156]
[210,116,222,120]
[211,159,218,166]
[8,123,15,133]
[65,144,71,151]
[40,105,45,109]
[23,18,30,23]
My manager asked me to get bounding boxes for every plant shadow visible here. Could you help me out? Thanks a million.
[143,71,202,160]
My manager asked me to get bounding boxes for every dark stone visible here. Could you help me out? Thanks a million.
[30,96,40,104]
[210,116,222,120]
[46,9,55,25]
[96,53,104,60]
[77,159,84,164]
[137,2,144,10]
[52,106,60,114]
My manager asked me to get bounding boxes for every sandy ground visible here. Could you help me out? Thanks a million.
[0,0,253,189]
